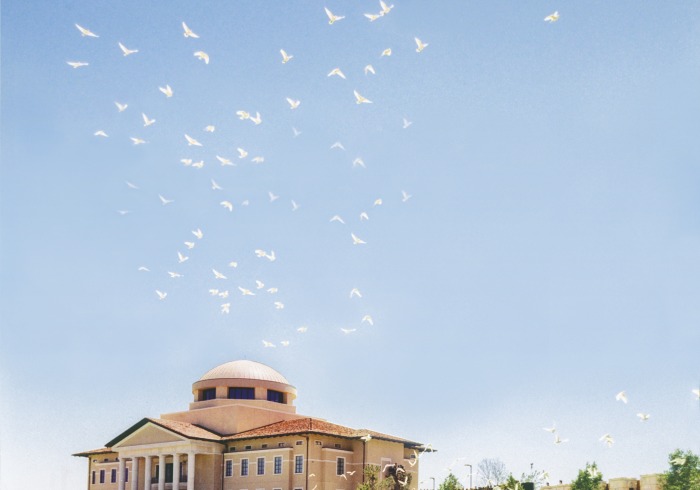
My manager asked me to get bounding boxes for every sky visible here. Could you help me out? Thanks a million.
[1,1,700,489]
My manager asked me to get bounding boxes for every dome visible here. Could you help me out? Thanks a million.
[199,360,291,385]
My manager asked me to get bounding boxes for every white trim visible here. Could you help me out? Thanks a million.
[320,448,353,454]
[112,422,188,449]
[336,457,346,476]
[225,459,234,478]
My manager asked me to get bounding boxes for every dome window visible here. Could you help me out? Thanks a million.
[229,387,255,399]
[267,389,285,403]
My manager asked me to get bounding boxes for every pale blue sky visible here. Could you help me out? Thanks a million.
[1,1,700,489]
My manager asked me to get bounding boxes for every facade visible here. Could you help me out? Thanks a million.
[75,360,427,490]
[543,474,662,490]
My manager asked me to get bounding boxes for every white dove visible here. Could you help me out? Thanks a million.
[75,24,99,38]
[362,315,374,325]
[155,290,167,300]
[119,42,138,56]
[544,11,559,23]
[353,89,372,104]
[194,51,209,64]
[115,102,128,112]
[220,201,233,212]
[401,190,412,202]
[402,117,413,129]
[67,61,89,68]
[364,13,381,22]
[159,194,173,205]
[236,110,250,120]
[184,241,195,249]
[182,22,199,38]
[637,413,650,421]
[159,85,173,97]
[353,157,366,168]
[330,141,345,150]
[239,287,256,296]
[262,340,276,348]
[373,198,383,206]
[328,68,346,79]
[274,302,285,310]
[221,303,230,314]
[615,391,628,404]
[350,288,362,298]
[286,97,301,109]
[167,271,182,278]
[192,228,203,239]
[204,125,215,132]
[130,137,146,145]
[280,49,293,63]
[364,64,376,75]
[381,48,392,57]
[360,212,369,221]
[292,127,302,137]
[216,155,234,166]
[415,37,429,53]
[94,130,108,137]
[324,7,345,24]
[268,191,279,202]
[177,251,188,263]
[212,269,227,280]
[599,434,614,447]
[251,156,265,164]
[249,112,262,125]
[211,179,222,190]
[185,134,202,146]
[280,340,290,347]
[330,215,345,224]
[142,113,156,127]
[379,0,394,15]
[340,328,356,334]
[297,326,308,333]
[351,233,366,245]
[237,148,248,159]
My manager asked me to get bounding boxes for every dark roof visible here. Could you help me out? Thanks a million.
[104,417,224,448]
[73,447,115,458]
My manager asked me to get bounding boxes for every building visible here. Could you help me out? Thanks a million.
[543,474,662,490]
[74,360,428,490]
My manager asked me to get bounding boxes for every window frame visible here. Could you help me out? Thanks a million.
[201,388,216,401]
[225,459,233,477]
[241,458,249,477]
[294,455,304,474]
[257,457,265,476]
[111,468,117,483]
[228,387,255,399]
[99,469,105,484]
[274,456,283,475]
[336,457,345,476]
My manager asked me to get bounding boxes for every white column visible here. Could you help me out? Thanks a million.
[131,457,139,490]
[173,454,180,490]
[187,453,195,490]
[144,456,152,490]
[118,458,126,490]
[158,454,166,490]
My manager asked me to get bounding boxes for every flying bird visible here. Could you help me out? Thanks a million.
[330,215,345,224]
[364,64,376,75]
[402,118,413,129]
[340,328,356,334]
[237,148,248,159]
[236,110,250,120]
[365,13,381,22]
[115,102,128,112]
[251,156,265,164]
[192,228,203,239]
[184,241,195,249]
[177,252,189,263]
[159,85,173,97]
[239,287,256,296]
[228,261,238,268]
[330,141,345,150]
[353,90,372,104]
[268,191,279,202]
[130,137,147,145]
[414,37,429,53]
[373,198,383,206]
[599,434,614,447]
[297,326,308,333]
[204,125,215,132]
[381,48,392,57]
[401,190,412,202]
[119,42,138,56]
[167,271,183,278]
[328,67,346,79]
[353,158,366,168]
[280,340,290,347]
[360,212,369,221]
[351,233,366,245]
[671,457,687,466]
[185,134,202,146]
[194,51,210,64]
[350,288,362,299]
[216,155,234,166]
[379,1,394,15]
[138,266,150,272]
[544,11,560,23]
[182,22,199,38]
[543,423,556,433]
[159,195,173,205]
[291,200,299,211]
[267,287,278,294]
[142,113,156,127]
[637,413,650,422]
[324,7,345,24]
[75,24,99,38]
[286,97,301,109]
[221,303,230,314]
[615,391,628,404]
[553,435,568,445]
[67,61,89,68]
[211,179,222,190]
[262,340,276,348]
[292,127,302,137]
[362,315,374,326]
[155,290,167,300]
[212,269,227,280]
[280,49,293,63]
[94,130,108,137]
[274,301,285,310]
[693,388,700,399]
[220,201,233,212]
[249,112,262,125]
[255,280,265,289]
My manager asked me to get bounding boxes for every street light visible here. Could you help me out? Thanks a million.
[464,464,472,490]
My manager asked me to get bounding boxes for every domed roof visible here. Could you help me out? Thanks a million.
[199,360,291,385]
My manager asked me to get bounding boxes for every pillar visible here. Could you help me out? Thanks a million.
[118,458,126,490]
[187,453,195,490]
[173,454,180,490]
[144,456,152,490]
[158,454,166,490]
[131,457,139,490]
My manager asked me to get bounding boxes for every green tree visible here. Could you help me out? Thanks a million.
[499,474,523,489]
[438,473,464,490]
[570,462,603,490]
[661,449,700,490]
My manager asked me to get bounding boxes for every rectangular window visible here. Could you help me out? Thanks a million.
[201,388,216,400]
[278,443,285,448]
[295,440,303,446]
[245,445,252,450]
[229,447,236,452]
[262,444,268,449]
[92,471,96,485]
[267,390,285,403]
[315,440,322,446]
[257,457,265,475]
[274,456,282,474]
[336,458,345,476]
[165,463,173,483]
[99,470,105,484]
[295,455,304,474]
[229,387,255,399]
[225,460,233,477]
[241,459,249,476]
[334,443,341,449]
[124,468,129,483]
[111,468,117,483]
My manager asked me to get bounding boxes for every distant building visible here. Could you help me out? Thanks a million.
[544,474,662,490]
[74,360,427,490]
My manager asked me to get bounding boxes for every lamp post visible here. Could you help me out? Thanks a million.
[464,465,472,490]
[430,476,435,490]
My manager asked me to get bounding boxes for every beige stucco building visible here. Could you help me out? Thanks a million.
[543,474,662,490]
[75,360,427,490]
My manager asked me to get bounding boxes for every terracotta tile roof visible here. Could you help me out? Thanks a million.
[73,447,115,457]
[146,417,223,441]
[222,417,424,447]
